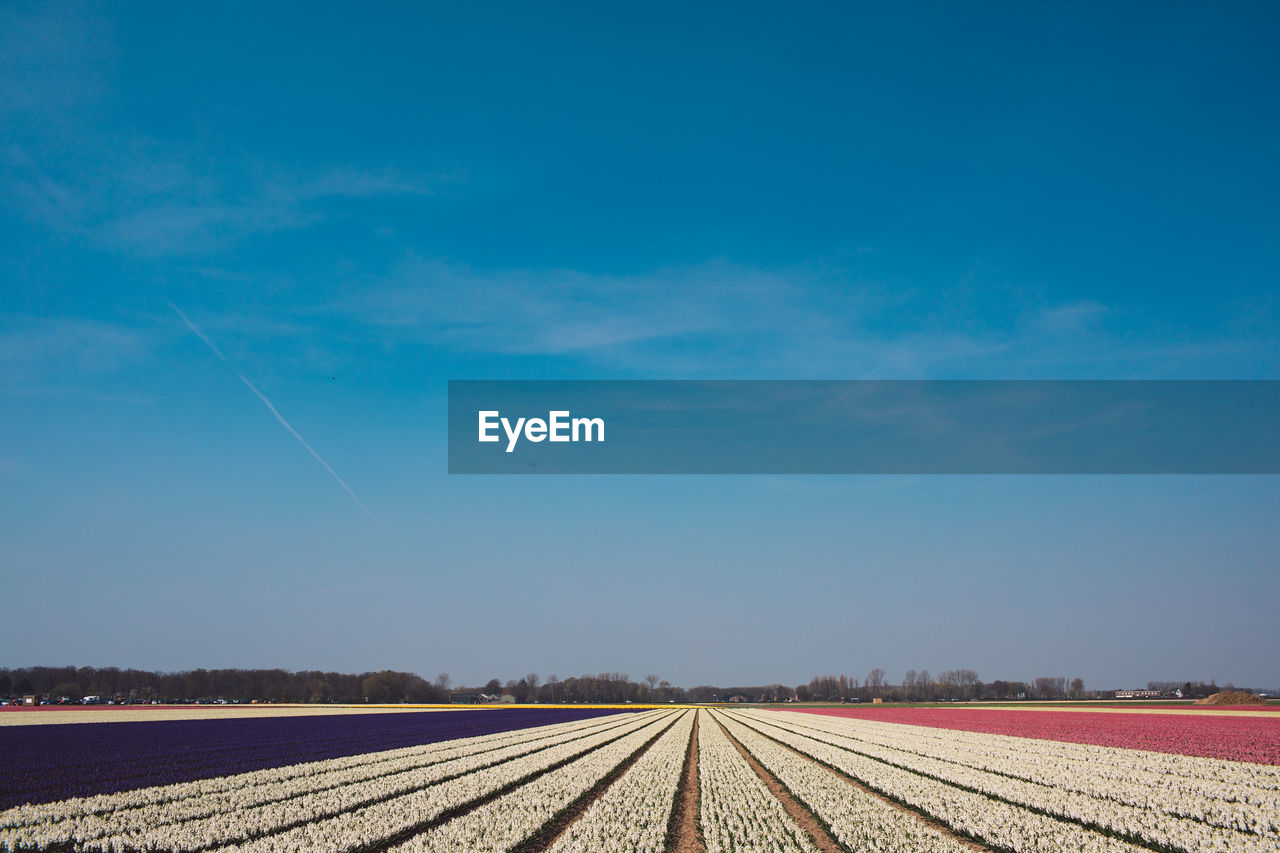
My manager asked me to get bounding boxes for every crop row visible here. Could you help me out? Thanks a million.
[0,713,631,831]
[2,712,646,851]
[729,710,1148,853]
[711,711,967,853]
[8,705,1276,853]
[698,709,816,852]
[796,706,1280,765]
[205,709,670,853]
[800,707,1280,792]
[388,711,684,851]
[781,709,1280,839]
[0,708,627,810]
[0,711,667,853]
[545,708,694,853]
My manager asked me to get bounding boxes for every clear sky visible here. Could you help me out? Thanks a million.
[3,1,1277,690]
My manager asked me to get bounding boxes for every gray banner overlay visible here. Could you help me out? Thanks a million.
[448,380,1280,474]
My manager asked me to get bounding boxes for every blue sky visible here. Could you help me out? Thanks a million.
[2,1,1277,690]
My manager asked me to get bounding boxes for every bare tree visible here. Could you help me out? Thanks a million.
[434,673,451,691]
[954,669,979,699]
[645,674,660,690]
[1034,676,1067,699]
[866,668,886,699]
[937,670,960,701]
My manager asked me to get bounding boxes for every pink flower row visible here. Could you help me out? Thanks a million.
[795,707,1280,765]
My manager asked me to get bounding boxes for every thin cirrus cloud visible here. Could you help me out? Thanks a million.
[3,143,444,257]
[95,167,446,257]
[345,256,857,356]
[0,316,144,385]
[336,256,1119,377]
[2,3,437,257]
[335,256,1280,379]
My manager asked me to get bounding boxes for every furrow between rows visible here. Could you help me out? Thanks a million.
[714,711,986,853]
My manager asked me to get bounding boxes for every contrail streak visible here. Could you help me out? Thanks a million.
[167,300,386,531]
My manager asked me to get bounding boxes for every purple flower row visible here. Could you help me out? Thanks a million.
[0,708,630,809]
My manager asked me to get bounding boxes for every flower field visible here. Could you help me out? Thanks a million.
[795,705,1280,764]
[2,706,1278,852]
[0,707,627,809]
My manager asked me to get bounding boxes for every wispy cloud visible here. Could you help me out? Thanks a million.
[336,256,1027,377]
[332,255,1280,379]
[0,316,145,384]
[167,301,385,531]
[1,1,443,260]
[3,141,446,257]
[346,256,850,357]
[1035,300,1109,335]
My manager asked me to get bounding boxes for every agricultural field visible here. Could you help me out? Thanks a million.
[793,704,1280,764]
[2,706,1278,852]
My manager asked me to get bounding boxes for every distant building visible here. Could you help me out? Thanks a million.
[451,692,504,704]
[727,694,750,703]
[1115,690,1161,699]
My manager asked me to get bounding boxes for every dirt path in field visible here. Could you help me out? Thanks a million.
[512,711,686,853]
[711,712,845,853]
[724,711,994,853]
[666,709,703,853]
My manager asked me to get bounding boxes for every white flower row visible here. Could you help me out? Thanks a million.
[84,714,649,853]
[776,710,1280,840]
[698,710,817,853]
[1,712,633,831]
[0,713,642,852]
[747,710,1272,852]
[389,711,685,852]
[728,710,1146,853]
[712,711,969,853]
[205,710,669,853]
[545,709,695,853]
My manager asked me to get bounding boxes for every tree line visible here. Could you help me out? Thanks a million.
[0,667,685,705]
[795,670,1089,702]
[2,666,1261,705]
[0,666,451,705]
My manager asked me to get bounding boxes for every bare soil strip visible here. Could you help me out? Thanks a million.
[710,712,845,853]
[666,710,703,853]
[725,712,996,853]
[510,711,687,853]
